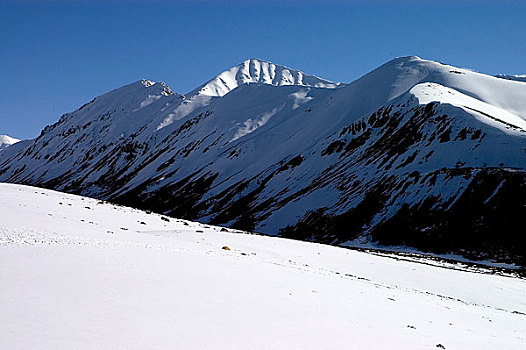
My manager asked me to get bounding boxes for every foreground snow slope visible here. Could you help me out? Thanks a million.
[1,183,525,349]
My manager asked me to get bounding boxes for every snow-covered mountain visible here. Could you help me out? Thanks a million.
[2,183,525,349]
[496,74,526,83]
[190,58,342,97]
[1,56,525,266]
[0,135,20,151]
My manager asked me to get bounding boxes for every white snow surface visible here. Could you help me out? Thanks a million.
[1,183,525,349]
[190,58,342,97]
[496,74,526,83]
[1,56,526,251]
[156,58,341,129]
[0,134,20,151]
[338,56,526,122]
[410,82,526,133]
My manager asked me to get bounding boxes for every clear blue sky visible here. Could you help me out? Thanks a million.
[1,0,525,139]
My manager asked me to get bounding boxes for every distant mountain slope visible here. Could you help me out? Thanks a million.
[496,74,526,83]
[1,56,525,266]
[0,135,20,151]
[1,183,525,349]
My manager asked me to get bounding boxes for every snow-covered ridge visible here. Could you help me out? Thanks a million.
[410,82,526,133]
[0,134,20,151]
[496,74,526,83]
[189,58,342,97]
[1,56,526,267]
[1,183,525,349]
[340,56,526,123]
[156,58,340,130]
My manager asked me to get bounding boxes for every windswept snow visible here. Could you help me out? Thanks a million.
[156,58,341,130]
[0,135,20,151]
[410,83,526,133]
[230,105,284,142]
[290,89,314,110]
[338,56,526,122]
[190,58,342,98]
[156,94,213,129]
[1,183,525,349]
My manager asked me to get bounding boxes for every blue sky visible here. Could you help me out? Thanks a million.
[1,0,525,139]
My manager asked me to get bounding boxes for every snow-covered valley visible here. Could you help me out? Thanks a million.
[1,183,525,349]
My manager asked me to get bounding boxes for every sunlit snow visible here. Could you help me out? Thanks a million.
[1,183,525,349]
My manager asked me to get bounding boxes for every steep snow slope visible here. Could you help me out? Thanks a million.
[0,135,20,151]
[1,56,525,266]
[410,83,526,133]
[333,56,526,123]
[189,58,341,97]
[1,183,525,349]
[156,58,341,130]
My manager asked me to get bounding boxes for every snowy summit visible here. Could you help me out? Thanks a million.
[0,135,20,151]
[190,58,342,97]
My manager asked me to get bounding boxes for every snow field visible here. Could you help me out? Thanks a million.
[1,183,525,349]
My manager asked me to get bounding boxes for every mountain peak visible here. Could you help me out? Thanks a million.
[398,55,422,61]
[189,58,342,97]
[0,135,20,151]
